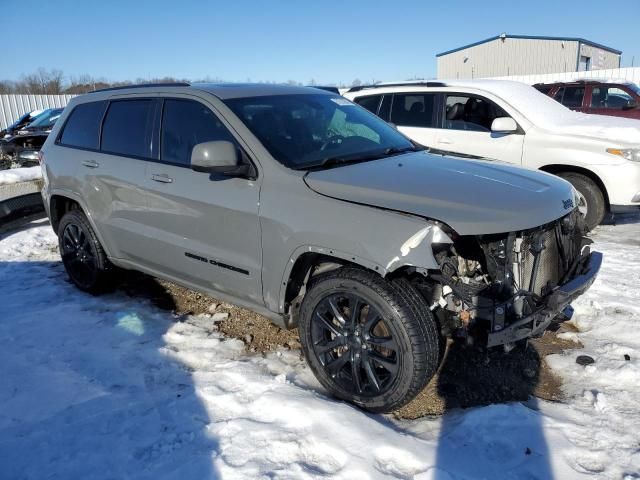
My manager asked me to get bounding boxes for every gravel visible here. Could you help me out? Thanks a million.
[119,270,578,418]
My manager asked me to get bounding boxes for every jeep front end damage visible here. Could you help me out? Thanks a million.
[424,210,601,349]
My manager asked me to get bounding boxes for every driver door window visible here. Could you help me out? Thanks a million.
[444,95,508,132]
[590,86,634,109]
[434,93,524,165]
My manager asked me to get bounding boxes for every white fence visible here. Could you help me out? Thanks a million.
[491,67,640,86]
[0,94,75,130]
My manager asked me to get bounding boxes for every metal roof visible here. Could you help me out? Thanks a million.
[436,34,622,57]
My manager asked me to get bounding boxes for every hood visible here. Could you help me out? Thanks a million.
[543,113,640,145]
[304,151,576,235]
[19,126,50,134]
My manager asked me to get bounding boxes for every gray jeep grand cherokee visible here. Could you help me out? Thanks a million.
[41,83,602,412]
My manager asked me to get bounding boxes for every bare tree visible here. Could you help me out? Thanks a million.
[20,68,65,94]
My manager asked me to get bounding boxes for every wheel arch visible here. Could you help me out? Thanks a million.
[539,164,610,210]
[48,192,114,258]
[279,234,446,327]
[49,194,83,232]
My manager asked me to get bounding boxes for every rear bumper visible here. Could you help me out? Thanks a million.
[487,250,602,347]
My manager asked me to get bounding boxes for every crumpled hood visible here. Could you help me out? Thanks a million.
[304,151,576,235]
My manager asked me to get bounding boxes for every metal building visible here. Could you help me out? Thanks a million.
[436,34,622,79]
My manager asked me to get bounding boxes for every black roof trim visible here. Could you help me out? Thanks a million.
[91,82,190,93]
[436,34,622,57]
[534,79,635,86]
[346,81,447,92]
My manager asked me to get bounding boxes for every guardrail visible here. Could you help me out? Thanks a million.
[0,179,45,228]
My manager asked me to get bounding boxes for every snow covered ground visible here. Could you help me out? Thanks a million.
[0,216,639,479]
[0,166,42,186]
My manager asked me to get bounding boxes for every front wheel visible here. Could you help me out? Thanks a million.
[298,268,441,413]
[559,172,606,231]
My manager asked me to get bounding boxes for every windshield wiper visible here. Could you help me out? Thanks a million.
[383,145,423,156]
[302,153,379,171]
[299,145,423,171]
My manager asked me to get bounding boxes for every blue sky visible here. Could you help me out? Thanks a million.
[4,0,639,85]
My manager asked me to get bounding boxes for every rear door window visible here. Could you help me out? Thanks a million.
[101,99,156,158]
[353,95,382,115]
[161,99,237,167]
[58,101,107,150]
[390,93,437,128]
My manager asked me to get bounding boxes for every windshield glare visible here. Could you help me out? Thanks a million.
[225,94,414,169]
[28,109,62,128]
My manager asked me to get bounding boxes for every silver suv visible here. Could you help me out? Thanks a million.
[41,83,602,412]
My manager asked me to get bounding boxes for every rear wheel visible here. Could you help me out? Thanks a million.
[559,172,606,231]
[58,209,115,293]
[298,267,441,413]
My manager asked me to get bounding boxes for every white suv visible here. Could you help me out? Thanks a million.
[344,80,640,230]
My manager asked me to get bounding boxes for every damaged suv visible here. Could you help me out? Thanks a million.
[41,83,601,412]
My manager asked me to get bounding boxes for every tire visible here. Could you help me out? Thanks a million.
[558,172,606,231]
[58,209,115,294]
[298,267,441,413]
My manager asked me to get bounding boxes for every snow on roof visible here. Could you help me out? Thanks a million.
[442,79,640,144]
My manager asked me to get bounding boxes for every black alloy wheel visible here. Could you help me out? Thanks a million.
[310,292,399,396]
[299,267,441,413]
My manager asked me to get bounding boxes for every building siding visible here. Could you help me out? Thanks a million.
[0,94,75,130]
[437,38,620,79]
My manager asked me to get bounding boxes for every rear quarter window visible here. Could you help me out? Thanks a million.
[58,101,107,150]
[353,95,382,114]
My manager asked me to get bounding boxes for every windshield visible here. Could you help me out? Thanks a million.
[28,108,63,128]
[628,83,640,96]
[224,94,415,169]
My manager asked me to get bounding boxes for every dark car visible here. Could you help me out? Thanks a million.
[16,108,64,134]
[534,80,640,119]
[0,110,45,138]
[0,108,64,168]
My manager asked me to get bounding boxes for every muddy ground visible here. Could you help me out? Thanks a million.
[121,271,581,419]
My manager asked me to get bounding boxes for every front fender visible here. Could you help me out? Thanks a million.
[275,223,452,314]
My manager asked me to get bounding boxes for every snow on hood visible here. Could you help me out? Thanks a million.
[304,150,576,235]
[445,79,640,144]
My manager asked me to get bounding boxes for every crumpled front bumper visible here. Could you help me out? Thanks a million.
[487,250,602,347]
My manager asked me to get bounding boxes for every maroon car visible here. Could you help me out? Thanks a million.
[534,80,640,119]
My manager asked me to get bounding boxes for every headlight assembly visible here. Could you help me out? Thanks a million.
[606,147,640,162]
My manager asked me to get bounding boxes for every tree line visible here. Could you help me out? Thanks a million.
[0,69,377,95]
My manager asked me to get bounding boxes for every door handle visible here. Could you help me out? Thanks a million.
[151,174,173,183]
[81,160,99,168]
[438,139,452,145]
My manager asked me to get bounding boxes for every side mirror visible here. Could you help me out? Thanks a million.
[623,99,638,110]
[191,140,250,177]
[491,117,518,134]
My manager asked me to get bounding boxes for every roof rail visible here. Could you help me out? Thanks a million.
[346,81,447,92]
[91,82,190,93]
